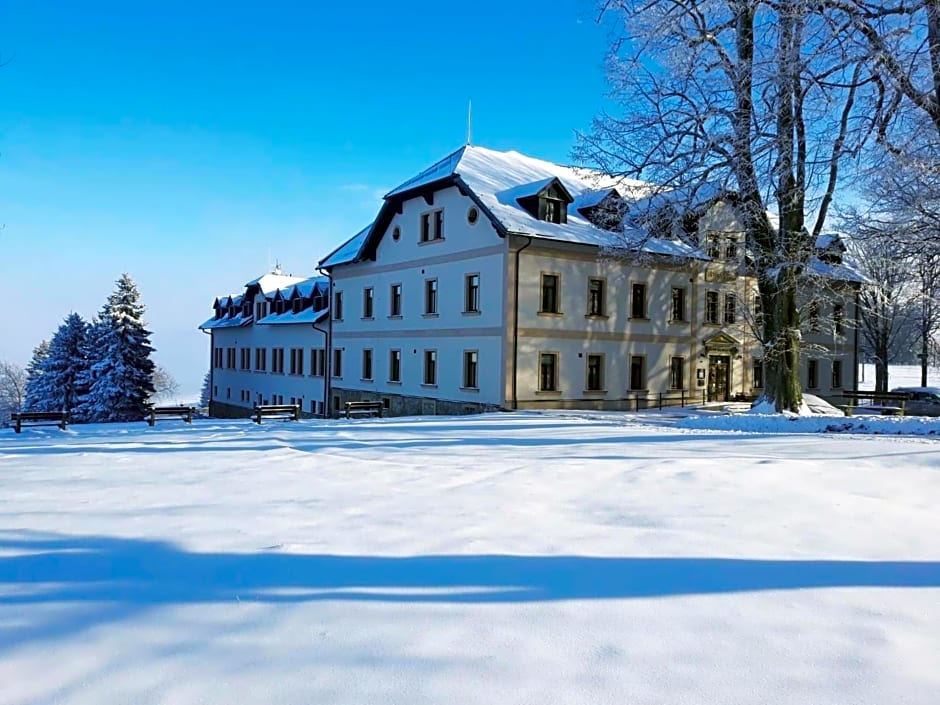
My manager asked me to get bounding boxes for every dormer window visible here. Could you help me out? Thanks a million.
[242,302,251,317]
[514,178,574,225]
[542,198,565,224]
[292,299,301,314]
[576,189,624,231]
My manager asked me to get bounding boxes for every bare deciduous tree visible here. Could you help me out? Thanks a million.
[0,361,27,424]
[150,365,180,404]
[578,0,880,411]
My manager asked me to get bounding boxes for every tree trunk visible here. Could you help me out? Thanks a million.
[875,360,888,393]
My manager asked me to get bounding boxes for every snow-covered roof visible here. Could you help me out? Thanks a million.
[625,182,729,224]
[198,312,253,330]
[256,306,329,326]
[572,187,620,212]
[807,256,869,284]
[815,231,847,252]
[319,223,372,269]
[333,146,707,263]
[245,273,307,295]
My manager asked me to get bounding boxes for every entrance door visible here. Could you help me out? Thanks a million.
[708,355,730,402]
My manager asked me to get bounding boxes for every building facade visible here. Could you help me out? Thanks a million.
[201,145,863,417]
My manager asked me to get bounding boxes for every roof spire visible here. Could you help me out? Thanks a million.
[466,98,472,146]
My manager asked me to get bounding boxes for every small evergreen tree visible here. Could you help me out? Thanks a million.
[80,273,156,422]
[23,340,50,411]
[199,371,211,409]
[25,314,88,413]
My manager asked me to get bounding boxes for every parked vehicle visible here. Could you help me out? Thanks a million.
[890,387,940,417]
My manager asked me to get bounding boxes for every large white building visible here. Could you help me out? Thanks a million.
[202,145,864,417]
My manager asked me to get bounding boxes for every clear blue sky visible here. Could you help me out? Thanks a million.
[0,0,614,395]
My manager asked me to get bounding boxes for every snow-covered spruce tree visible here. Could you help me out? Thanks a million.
[25,314,89,413]
[22,340,50,411]
[72,317,110,422]
[80,273,156,422]
[199,371,211,409]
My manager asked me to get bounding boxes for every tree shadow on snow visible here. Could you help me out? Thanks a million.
[0,530,938,650]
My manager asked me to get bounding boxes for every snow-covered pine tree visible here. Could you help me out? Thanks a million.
[199,371,211,409]
[22,340,50,411]
[80,273,156,422]
[72,317,109,422]
[25,314,88,413]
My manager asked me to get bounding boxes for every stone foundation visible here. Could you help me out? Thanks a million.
[208,400,253,418]
[331,388,501,418]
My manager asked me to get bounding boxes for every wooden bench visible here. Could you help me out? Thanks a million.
[11,411,69,433]
[345,401,383,419]
[840,391,908,416]
[253,404,300,424]
[147,406,195,426]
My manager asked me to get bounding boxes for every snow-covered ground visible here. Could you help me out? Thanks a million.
[1,411,937,704]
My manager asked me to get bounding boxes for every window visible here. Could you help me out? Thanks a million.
[754,296,764,327]
[424,278,438,315]
[586,354,603,391]
[310,348,325,377]
[723,293,736,324]
[705,291,720,324]
[272,348,285,374]
[362,349,373,380]
[671,288,686,322]
[333,349,343,378]
[630,356,646,391]
[834,304,845,335]
[543,198,565,224]
[831,359,843,388]
[463,350,479,389]
[289,347,304,375]
[539,353,558,392]
[333,291,343,320]
[255,302,264,320]
[807,301,820,332]
[465,274,480,313]
[753,359,764,388]
[254,347,267,372]
[214,348,223,369]
[389,349,401,383]
[423,349,437,385]
[631,283,647,319]
[420,209,444,242]
[292,299,301,314]
[669,357,684,390]
[540,274,560,314]
[240,347,250,370]
[588,278,605,317]
[706,234,721,258]
[363,287,374,319]
[227,348,236,369]
[724,237,738,259]
[390,283,402,317]
[226,387,231,399]
[808,359,819,389]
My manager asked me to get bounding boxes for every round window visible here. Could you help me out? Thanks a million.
[392,226,401,241]
[467,207,479,225]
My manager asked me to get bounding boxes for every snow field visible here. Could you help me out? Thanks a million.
[0,412,938,704]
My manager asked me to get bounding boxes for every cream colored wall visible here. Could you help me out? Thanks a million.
[510,241,698,405]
